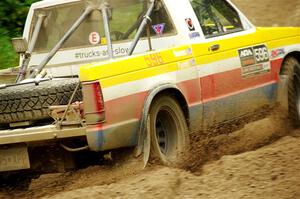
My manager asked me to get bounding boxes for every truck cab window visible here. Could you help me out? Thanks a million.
[31,1,148,52]
[190,0,243,37]
[31,1,176,53]
[119,2,174,40]
[145,2,176,37]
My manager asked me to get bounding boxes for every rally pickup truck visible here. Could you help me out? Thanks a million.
[0,0,300,188]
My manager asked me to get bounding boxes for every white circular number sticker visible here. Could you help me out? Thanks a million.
[89,32,101,45]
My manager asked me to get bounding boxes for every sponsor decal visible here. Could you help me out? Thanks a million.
[185,18,195,31]
[238,44,270,77]
[173,48,193,57]
[89,32,101,45]
[189,32,200,39]
[75,47,129,59]
[144,53,164,67]
[151,23,165,36]
[271,48,285,59]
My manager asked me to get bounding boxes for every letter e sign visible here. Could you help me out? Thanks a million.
[89,32,101,45]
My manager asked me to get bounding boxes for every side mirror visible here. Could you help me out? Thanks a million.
[11,37,28,54]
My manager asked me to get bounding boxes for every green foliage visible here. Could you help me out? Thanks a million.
[0,0,39,37]
[0,0,39,69]
[0,28,18,69]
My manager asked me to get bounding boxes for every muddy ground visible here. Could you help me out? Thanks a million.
[1,1,300,199]
[232,0,300,27]
[0,110,299,199]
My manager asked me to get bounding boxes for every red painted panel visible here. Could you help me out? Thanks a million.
[104,91,148,125]
[177,78,202,105]
[201,59,283,102]
[97,58,283,129]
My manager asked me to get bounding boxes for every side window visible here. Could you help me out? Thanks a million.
[191,0,243,37]
[141,2,176,38]
[110,2,176,42]
[31,1,176,53]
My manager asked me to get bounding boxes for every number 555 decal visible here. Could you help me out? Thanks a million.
[238,44,270,77]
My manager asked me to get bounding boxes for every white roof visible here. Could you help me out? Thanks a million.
[31,0,81,9]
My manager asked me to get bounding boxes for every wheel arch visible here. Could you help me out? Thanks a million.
[152,88,190,125]
[135,83,190,156]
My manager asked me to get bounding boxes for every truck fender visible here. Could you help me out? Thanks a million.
[134,83,186,159]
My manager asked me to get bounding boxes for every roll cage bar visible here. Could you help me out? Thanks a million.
[16,0,158,82]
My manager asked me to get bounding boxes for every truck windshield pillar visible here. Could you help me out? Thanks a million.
[29,6,94,79]
[16,13,45,83]
[128,0,156,56]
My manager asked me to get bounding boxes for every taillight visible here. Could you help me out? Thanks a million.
[82,80,105,124]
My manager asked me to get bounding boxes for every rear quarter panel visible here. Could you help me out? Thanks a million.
[80,45,200,151]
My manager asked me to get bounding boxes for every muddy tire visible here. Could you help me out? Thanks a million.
[282,57,300,126]
[0,78,82,125]
[148,95,189,166]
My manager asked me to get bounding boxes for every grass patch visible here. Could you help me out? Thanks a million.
[0,29,19,69]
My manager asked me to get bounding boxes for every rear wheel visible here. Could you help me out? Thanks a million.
[281,57,300,126]
[148,95,189,166]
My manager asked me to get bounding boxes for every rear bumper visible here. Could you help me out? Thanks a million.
[86,119,139,151]
[0,125,86,145]
[0,120,139,152]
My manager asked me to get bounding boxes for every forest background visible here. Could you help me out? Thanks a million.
[0,0,39,69]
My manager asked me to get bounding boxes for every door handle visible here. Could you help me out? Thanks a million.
[209,44,220,51]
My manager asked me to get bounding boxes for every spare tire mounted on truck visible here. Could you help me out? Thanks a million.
[0,79,82,125]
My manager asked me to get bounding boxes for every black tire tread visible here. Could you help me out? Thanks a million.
[149,95,189,166]
[0,78,82,124]
[282,57,300,126]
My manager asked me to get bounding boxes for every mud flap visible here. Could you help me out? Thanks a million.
[143,115,151,168]
[278,75,289,111]
[134,114,151,168]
